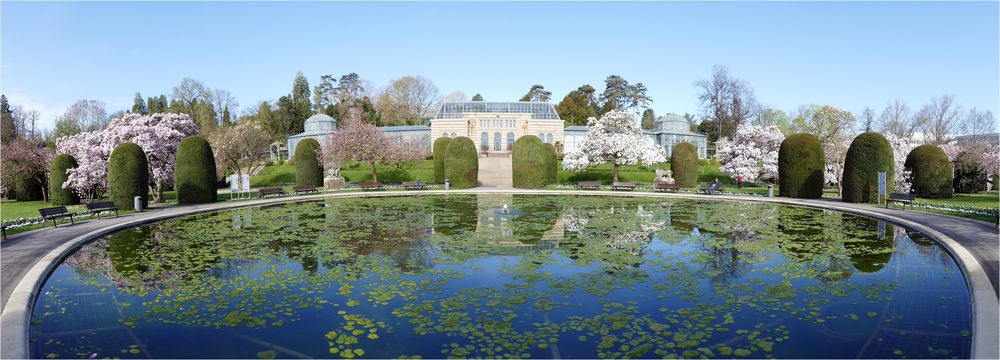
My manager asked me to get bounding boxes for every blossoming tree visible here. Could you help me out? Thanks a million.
[207,121,271,182]
[563,110,666,182]
[56,131,108,202]
[717,125,784,183]
[0,138,54,200]
[883,133,915,193]
[320,119,427,182]
[823,135,852,196]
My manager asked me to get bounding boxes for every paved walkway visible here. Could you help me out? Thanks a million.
[477,155,513,188]
[1,190,997,358]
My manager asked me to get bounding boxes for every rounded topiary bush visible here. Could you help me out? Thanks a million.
[108,142,149,210]
[543,143,558,184]
[174,136,218,204]
[778,133,825,199]
[294,138,323,186]
[670,142,697,187]
[15,178,43,202]
[512,136,550,188]
[49,153,80,205]
[433,137,452,184]
[444,137,478,189]
[953,150,988,193]
[904,144,953,198]
[841,132,894,203]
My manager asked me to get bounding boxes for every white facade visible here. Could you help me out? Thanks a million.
[430,102,564,154]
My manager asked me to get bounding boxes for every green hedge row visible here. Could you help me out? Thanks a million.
[778,133,825,199]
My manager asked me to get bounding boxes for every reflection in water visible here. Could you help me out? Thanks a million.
[34,195,971,359]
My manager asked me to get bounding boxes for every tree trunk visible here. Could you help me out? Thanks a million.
[371,162,379,183]
[38,179,49,203]
[155,182,165,203]
[613,163,620,183]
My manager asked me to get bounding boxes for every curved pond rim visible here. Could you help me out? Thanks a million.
[2,189,996,359]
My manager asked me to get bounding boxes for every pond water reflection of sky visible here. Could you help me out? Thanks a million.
[30,195,972,359]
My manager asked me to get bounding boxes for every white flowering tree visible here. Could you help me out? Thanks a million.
[986,145,1000,190]
[884,133,915,193]
[563,110,666,182]
[823,135,852,196]
[717,125,784,183]
[56,113,199,203]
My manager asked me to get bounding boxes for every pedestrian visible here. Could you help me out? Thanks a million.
[737,175,743,189]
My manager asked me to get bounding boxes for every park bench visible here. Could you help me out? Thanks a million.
[402,181,427,190]
[1,224,8,240]
[84,201,119,218]
[612,182,637,191]
[575,181,601,190]
[700,183,725,194]
[358,181,385,191]
[885,193,916,209]
[292,185,317,193]
[39,206,75,227]
[654,182,681,192]
[257,187,286,197]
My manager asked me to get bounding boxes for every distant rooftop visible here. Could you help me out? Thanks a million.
[435,101,561,120]
[380,125,431,132]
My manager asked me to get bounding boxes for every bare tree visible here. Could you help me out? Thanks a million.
[791,105,856,144]
[10,105,39,138]
[918,94,962,145]
[961,108,996,144]
[694,65,760,140]
[374,76,440,125]
[53,99,108,138]
[210,88,239,123]
[859,107,876,132]
[877,99,921,139]
[171,78,211,114]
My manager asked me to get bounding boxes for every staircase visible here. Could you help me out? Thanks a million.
[477,155,513,188]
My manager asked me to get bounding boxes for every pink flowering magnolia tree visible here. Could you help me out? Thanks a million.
[56,113,199,203]
[321,119,423,182]
[717,125,784,183]
[0,138,54,201]
[884,133,915,193]
[386,137,430,170]
[563,110,666,182]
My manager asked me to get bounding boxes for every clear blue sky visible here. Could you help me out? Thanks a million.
[2,1,998,130]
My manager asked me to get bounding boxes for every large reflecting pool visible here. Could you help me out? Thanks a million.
[30,195,972,359]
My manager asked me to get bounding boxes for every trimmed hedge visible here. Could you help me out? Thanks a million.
[108,142,149,210]
[174,136,218,204]
[670,142,697,187]
[778,133,825,199]
[444,137,478,189]
[512,136,551,188]
[842,132,894,203]
[49,153,80,205]
[904,144,953,198]
[433,137,452,184]
[953,150,988,193]
[543,143,558,184]
[15,178,43,202]
[294,138,323,187]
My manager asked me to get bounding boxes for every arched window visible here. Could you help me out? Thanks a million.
[546,133,553,144]
[538,133,544,141]
[481,132,489,150]
[494,132,502,151]
[451,132,457,138]
[441,133,447,138]
[507,132,515,150]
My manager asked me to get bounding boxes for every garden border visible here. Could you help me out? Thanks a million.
[1,189,996,359]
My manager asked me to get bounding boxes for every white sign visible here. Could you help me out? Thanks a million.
[877,172,886,196]
[229,175,239,192]
[241,174,251,192]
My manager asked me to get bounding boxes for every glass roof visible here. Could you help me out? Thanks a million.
[435,102,561,120]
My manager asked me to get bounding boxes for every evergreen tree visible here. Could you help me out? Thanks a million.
[641,108,656,130]
[555,85,598,127]
[157,95,168,113]
[472,94,484,101]
[1,95,15,144]
[147,96,158,114]
[222,105,232,126]
[519,85,552,102]
[292,71,312,109]
[132,92,148,114]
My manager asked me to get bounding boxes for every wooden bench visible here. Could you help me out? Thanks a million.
[84,201,119,218]
[39,206,75,227]
[358,181,384,191]
[886,193,915,209]
[292,185,317,193]
[257,187,286,197]
[611,182,636,191]
[654,182,681,192]
[575,181,601,190]
[700,183,725,194]
[402,181,427,190]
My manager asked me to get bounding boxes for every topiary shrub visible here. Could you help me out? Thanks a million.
[543,143,558,184]
[49,153,80,205]
[433,137,453,184]
[904,144,953,198]
[108,142,149,210]
[174,135,218,204]
[670,142,697,187]
[512,136,551,189]
[15,178,43,202]
[953,150,988,193]
[444,137,478,189]
[778,133,825,199]
[294,138,323,186]
[842,132,894,203]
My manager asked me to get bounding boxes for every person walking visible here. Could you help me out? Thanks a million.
[737,175,744,189]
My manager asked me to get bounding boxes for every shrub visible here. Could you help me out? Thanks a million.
[904,144,953,198]
[953,150,989,193]
[433,137,453,184]
[842,132,894,203]
[15,178,43,202]
[174,136,218,204]
[294,138,323,186]
[670,142,697,187]
[543,143,558,184]
[778,133,825,199]
[108,142,149,210]
[444,137,478,188]
[49,153,80,205]
[512,136,551,188]
[265,160,274,167]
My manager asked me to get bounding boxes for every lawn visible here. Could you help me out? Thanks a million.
[913,193,999,209]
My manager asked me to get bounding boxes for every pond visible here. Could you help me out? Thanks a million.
[30,194,972,359]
